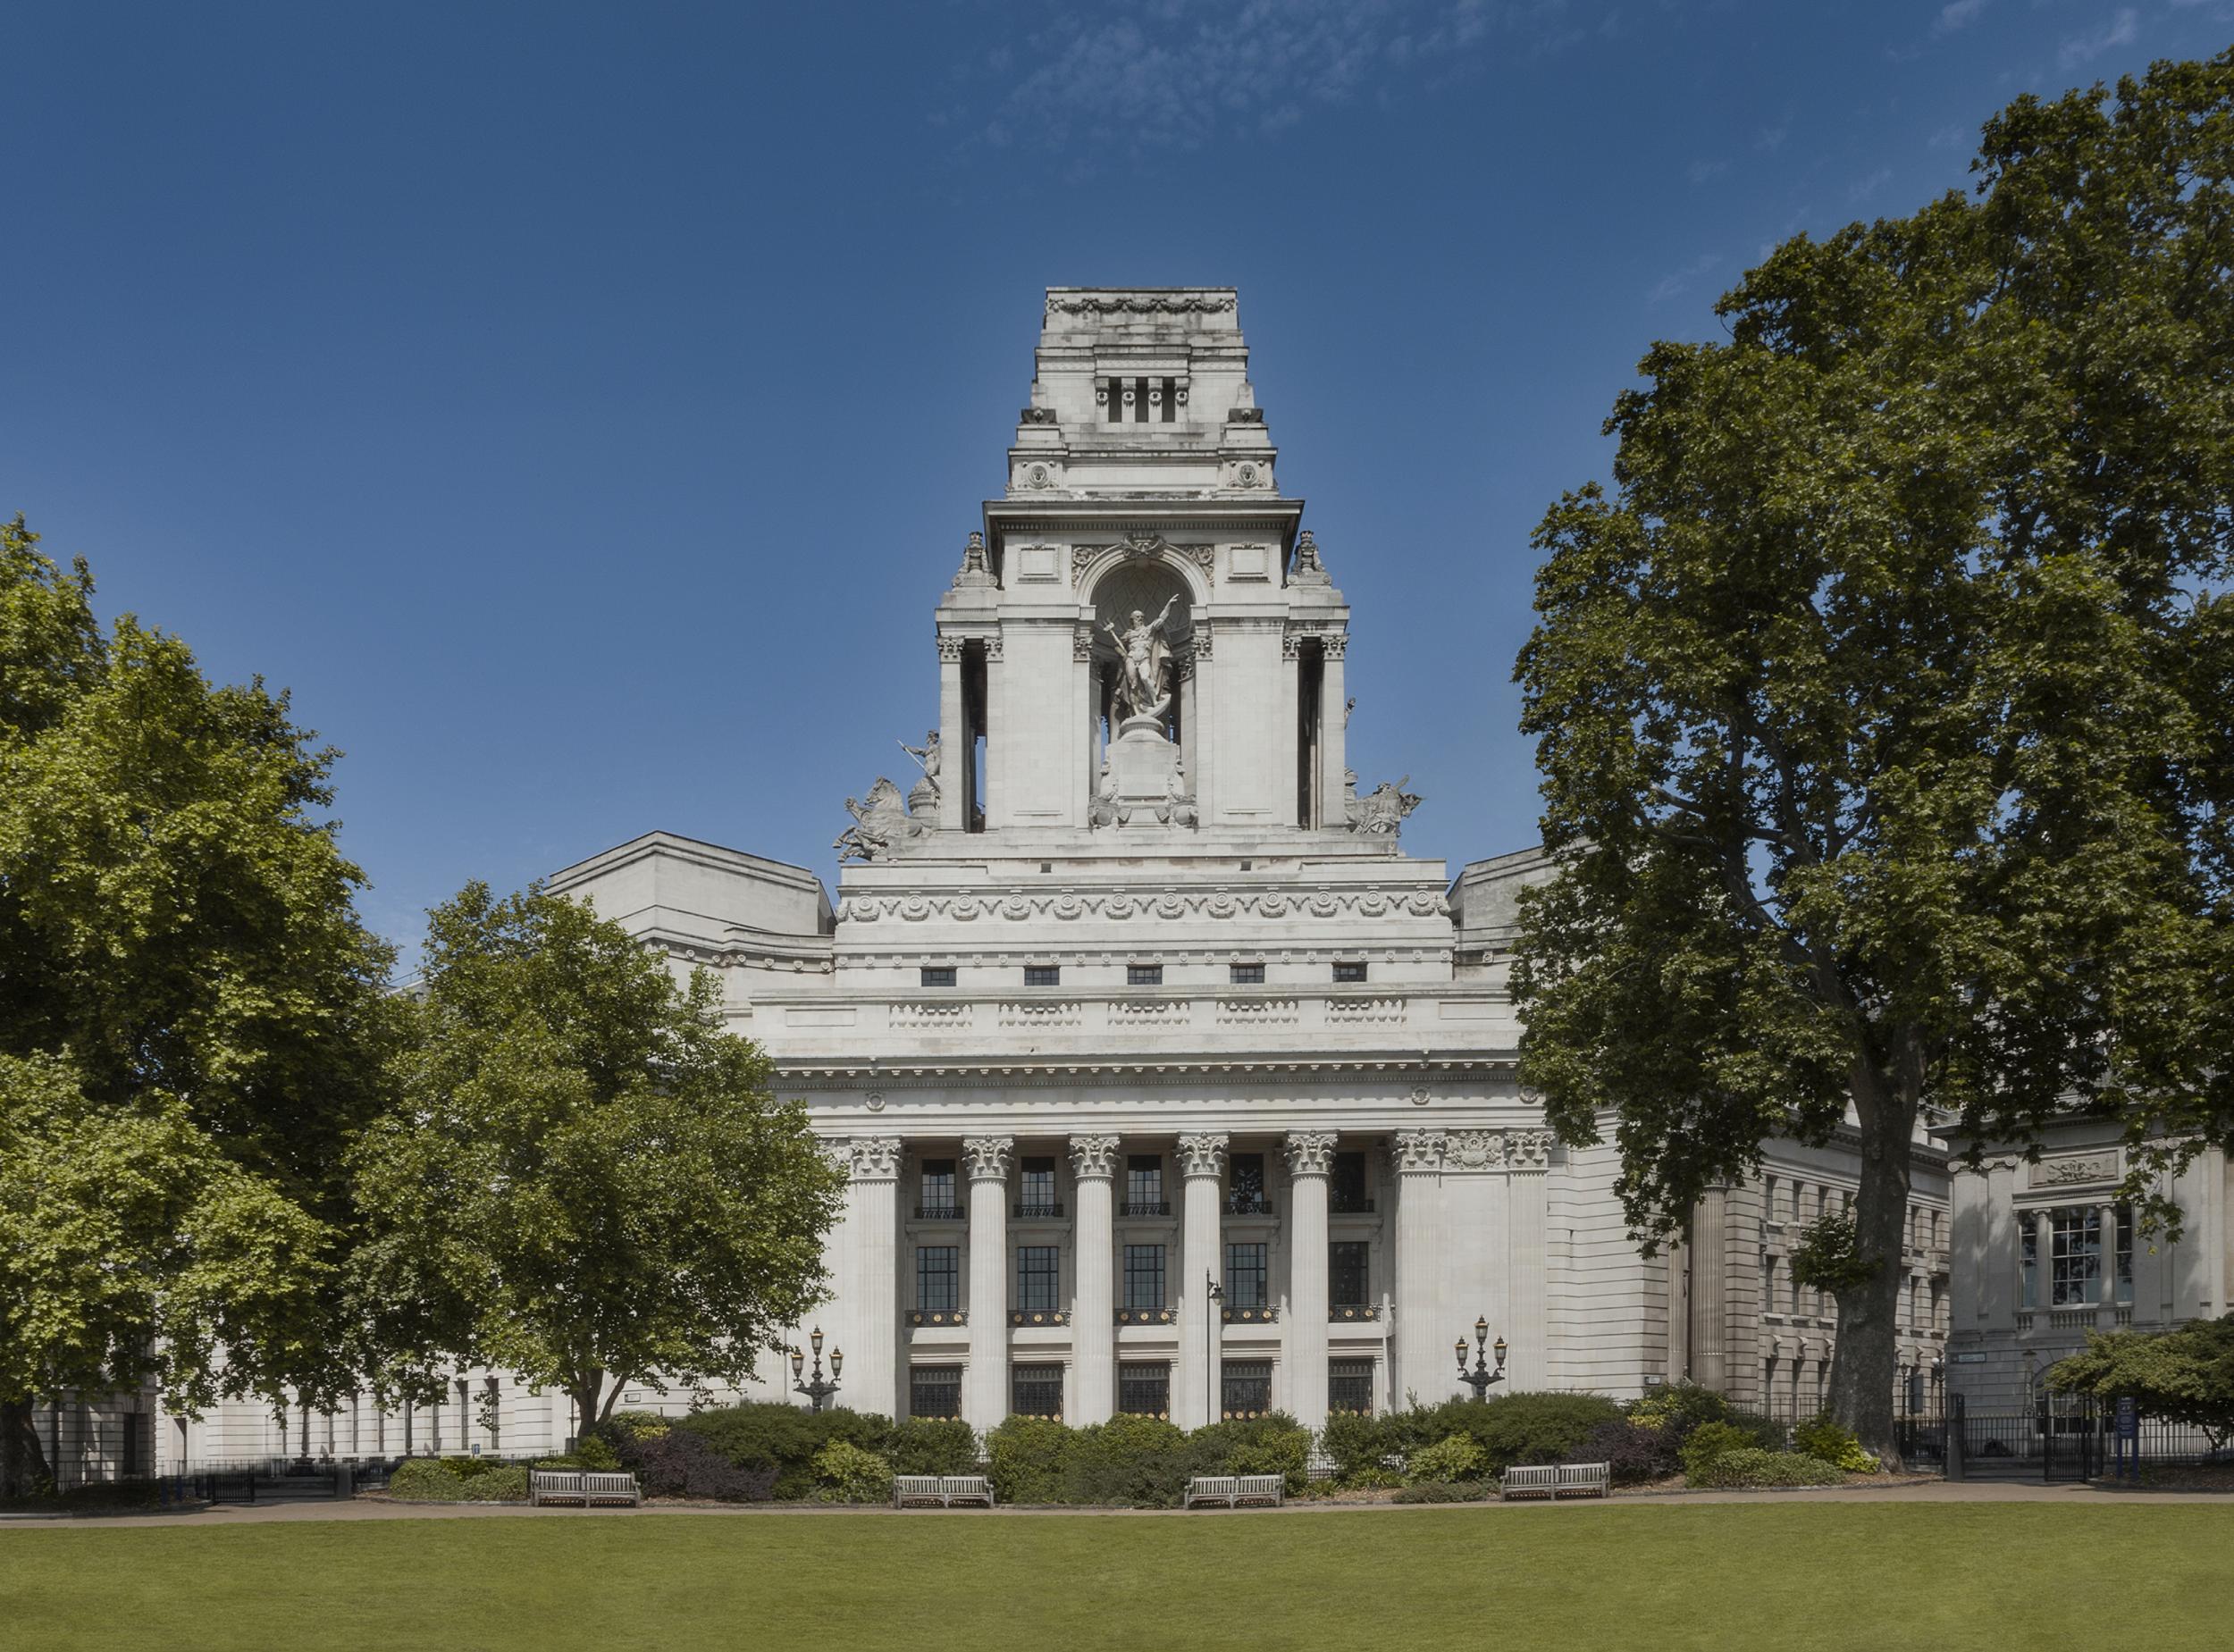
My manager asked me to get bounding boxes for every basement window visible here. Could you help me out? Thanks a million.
[920,966,957,987]
[1332,961,1368,984]
[1128,963,1163,987]
[1024,965,1061,987]
[1230,963,1265,985]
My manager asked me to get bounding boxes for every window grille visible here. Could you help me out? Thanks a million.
[911,1366,962,1421]
[1328,1358,1375,1415]
[1118,1363,1170,1418]
[1222,1361,1272,1420]
[1012,1363,1063,1421]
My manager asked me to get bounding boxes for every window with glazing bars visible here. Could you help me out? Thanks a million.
[1329,1241,1369,1308]
[917,1245,959,1312]
[1225,1242,1267,1310]
[1016,1245,1061,1313]
[920,966,956,987]
[1024,965,1061,986]
[1118,1363,1170,1416]
[1019,1154,1058,1212]
[1330,1151,1370,1213]
[1127,962,1163,986]
[1123,1244,1165,1311]
[2050,1208,2102,1305]
[1012,1363,1063,1420]
[1332,960,1367,983]
[1222,1360,1272,1420]
[911,1365,962,1421]
[1328,1358,1375,1415]
[1229,962,1264,984]
[1125,1153,1164,1214]
[1229,1152,1268,1214]
[919,1158,959,1217]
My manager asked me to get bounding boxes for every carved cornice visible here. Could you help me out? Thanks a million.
[1394,1128,1448,1173]
[1178,1132,1230,1178]
[844,1136,903,1180]
[1069,1134,1121,1178]
[1285,1129,1339,1178]
[1049,291,1235,316]
[836,885,1447,926]
[963,1136,1014,1182]
[1073,532,1215,580]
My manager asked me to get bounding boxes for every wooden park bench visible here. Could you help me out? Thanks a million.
[1184,1474,1285,1509]
[530,1470,641,1508]
[1554,1462,1610,1498]
[1498,1464,1558,1501]
[584,1472,642,1507]
[892,1474,996,1509]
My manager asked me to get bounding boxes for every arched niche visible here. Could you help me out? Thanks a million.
[1082,558,1197,761]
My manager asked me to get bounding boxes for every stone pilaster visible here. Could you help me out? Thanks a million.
[1178,1133,1230,1428]
[1505,1129,1553,1391]
[1393,1128,1448,1406]
[963,1136,1012,1430]
[1069,1135,1120,1424]
[839,1137,901,1419]
[1285,1130,1337,1430]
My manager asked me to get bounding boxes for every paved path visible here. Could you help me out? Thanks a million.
[4,1478,2226,1530]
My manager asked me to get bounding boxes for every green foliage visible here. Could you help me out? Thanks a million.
[672,1402,890,1500]
[1511,55,2234,1452]
[572,1435,620,1472]
[1406,1432,1487,1485]
[1792,1415,1880,1473]
[1061,1413,1195,1508]
[348,883,848,1436]
[387,1460,530,1503]
[1789,1212,1877,1296]
[1679,1421,1759,1480]
[985,1417,1071,1505]
[0,516,399,1493]
[886,1417,979,1476]
[1390,1480,1489,1504]
[1579,1419,1681,1485]
[1401,1392,1625,1475]
[1197,1416,1312,1494]
[811,1439,891,1504]
[1317,1409,1399,1484]
[1685,1449,1845,1489]
[603,1410,671,1441]
[2047,1312,2234,1451]
[1624,1382,1732,1439]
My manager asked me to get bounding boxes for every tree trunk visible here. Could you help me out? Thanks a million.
[2,1397,54,1500]
[568,1368,604,1447]
[1826,1064,1916,1463]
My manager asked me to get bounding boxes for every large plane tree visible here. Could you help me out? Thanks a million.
[1512,55,2234,1455]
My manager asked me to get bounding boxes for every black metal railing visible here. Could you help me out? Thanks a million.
[1116,1305,1175,1324]
[1012,1201,1066,1220]
[914,1203,966,1221]
[1120,1200,1171,1218]
[1225,1195,1274,1217]
[1329,1304,1379,1322]
[1331,1195,1377,1215]
[906,1307,967,1326]
[1222,1304,1279,1322]
[1009,1308,1071,1326]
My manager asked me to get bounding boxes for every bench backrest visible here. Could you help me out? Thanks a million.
[894,1476,945,1494]
[531,1471,585,1490]
[1190,1476,1239,1495]
[1555,1463,1609,1483]
[940,1476,990,1492]
[1235,1475,1284,1493]
[584,1472,639,1497]
[1503,1465,1558,1486]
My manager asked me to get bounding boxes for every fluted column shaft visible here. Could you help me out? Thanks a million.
[1286,1132,1336,1432]
[964,1136,1012,1431]
[844,1138,902,1419]
[1178,1134,1230,1429]
[1070,1136,1120,1424]
[1393,1129,1448,1406]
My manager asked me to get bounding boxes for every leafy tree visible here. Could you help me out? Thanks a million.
[0,516,396,1495]
[350,883,845,1440]
[2047,1313,2234,1454]
[1512,56,2234,1455]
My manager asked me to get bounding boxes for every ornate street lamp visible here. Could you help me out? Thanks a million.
[1456,1317,1508,1402]
[792,1326,844,1414]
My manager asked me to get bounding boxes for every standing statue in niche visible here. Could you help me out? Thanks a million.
[1102,596,1180,725]
[898,728,940,813]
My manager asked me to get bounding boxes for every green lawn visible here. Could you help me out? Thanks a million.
[2,1503,2223,1652]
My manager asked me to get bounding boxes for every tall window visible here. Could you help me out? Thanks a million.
[1331,1151,1371,1213]
[919,1158,959,1218]
[1226,1242,1268,1311]
[1222,1360,1272,1421]
[911,1366,962,1421]
[1328,1358,1375,1415]
[1124,1244,1166,1311]
[1016,1245,1061,1313]
[1763,1175,1779,1223]
[1229,1153,1268,1214]
[1329,1241,1370,1309]
[1012,1363,1063,1420]
[1125,1153,1166,1215]
[2050,1208,2102,1306]
[1762,1254,1777,1312]
[1119,1362,1170,1417]
[2115,1208,2135,1304]
[917,1245,960,1312]
[1018,1155,1058,1216]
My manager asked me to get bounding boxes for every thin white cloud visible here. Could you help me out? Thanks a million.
[1932,0,1987,38]
[1648,253,1720,307]
[1756,125,1788,153]
[1687,158,1730,185]
[2058,7,2138,70]
[1850,166,1894,204]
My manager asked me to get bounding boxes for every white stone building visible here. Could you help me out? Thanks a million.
[139,289,1949,1472]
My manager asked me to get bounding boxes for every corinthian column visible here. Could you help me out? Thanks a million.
[1285,1131,1337,1431]
[963,1136,1012,1430]
[1178,1133,1230,1428]
[1070,1135,1120,1424]
[1393,1128,1448,1406]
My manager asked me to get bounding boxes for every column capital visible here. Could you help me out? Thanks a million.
[963,1136,1014,1183]
[1394,1128,1447,1174]
[836,1136,903,1180]
[1284,1129,1338,1178]
[1507,1129,1556,1171]
[1178,1133,1230,1178]
[1070,1134,1121,1179]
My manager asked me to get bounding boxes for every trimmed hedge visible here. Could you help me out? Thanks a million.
[981,1413,1313,1507]
[387,1460,529,1503]
[1684,1449,1844,1489]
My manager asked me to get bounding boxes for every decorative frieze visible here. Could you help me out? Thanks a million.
[1178,1133,1231,1178]
[1048,290,1234,315]
[1508,1128,1556,1170]
[1447,1129,1506,1171]
[2035,1153,2118,1187]
[837,886,1446,926]
[1284,1129,1338,1178]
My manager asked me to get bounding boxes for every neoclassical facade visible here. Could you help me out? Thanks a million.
[130,289,1951,1473]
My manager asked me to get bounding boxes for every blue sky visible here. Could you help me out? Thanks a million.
[4,2,2224,960]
